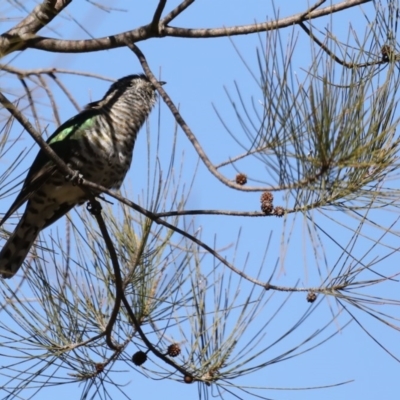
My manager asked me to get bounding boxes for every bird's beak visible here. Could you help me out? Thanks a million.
[153,81,166,91]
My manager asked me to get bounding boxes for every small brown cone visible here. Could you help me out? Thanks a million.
[261,201,273,214]
[235,173,247,185]
[260,191,273,203]
[306,291,317,303]
[167,343,181,357]
[184,375,194,384]
[274,206,285,217]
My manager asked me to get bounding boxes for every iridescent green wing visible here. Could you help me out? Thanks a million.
[24,108,98,182]
[0,108,98,226]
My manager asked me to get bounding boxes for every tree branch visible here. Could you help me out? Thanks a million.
[162,0,196,25]
[7,0,71,36]
[0,0,72,55]
[3,0,371,54]
[0,64,114,81]
[151,0,167,31]
[87,199,123,351]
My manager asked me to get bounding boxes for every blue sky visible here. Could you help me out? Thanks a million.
[1,1,400,399]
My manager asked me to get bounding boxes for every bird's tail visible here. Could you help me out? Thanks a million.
[0,214,40,279]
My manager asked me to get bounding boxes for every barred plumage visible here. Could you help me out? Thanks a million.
[0,74,163,278]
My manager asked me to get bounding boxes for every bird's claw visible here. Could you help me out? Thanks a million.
[66,170,84,186]
[87,199,102,215]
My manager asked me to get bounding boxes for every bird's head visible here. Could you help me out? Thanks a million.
[88,74,166,110]
[105,74,165,106]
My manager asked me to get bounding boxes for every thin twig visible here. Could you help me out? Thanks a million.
[49,73,81,111]
[299,0,327,19]
[215,145,269,169]
[155,209,270,218]
[299,21,388,68]
[87,199,123,351]
[162,0,195,25]
[151,0,167,30]
[36,74,61,125]
[120,293,194,378]
[18,77,41,132]
[0,64,114,81]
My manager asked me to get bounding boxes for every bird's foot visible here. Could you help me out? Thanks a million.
[66,170,84,186]
[87,199,102,215]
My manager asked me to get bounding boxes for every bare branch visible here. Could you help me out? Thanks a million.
[7,0,71,36]
[151,0,167,30]
[0,0,72,55]
[299,0,327,19]
[0,64,114,81]
[163,0,371,38]
[162,0,196,25]
[155,209,269,218]
[49,73,81,111]
[299,21,389,68]
[18,77,41,132]
[87,199,122,351]
[2,0,371,54]
[121,292,194,378]
[36,75,61,125]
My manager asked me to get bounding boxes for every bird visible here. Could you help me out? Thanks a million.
[0,74,164,278]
